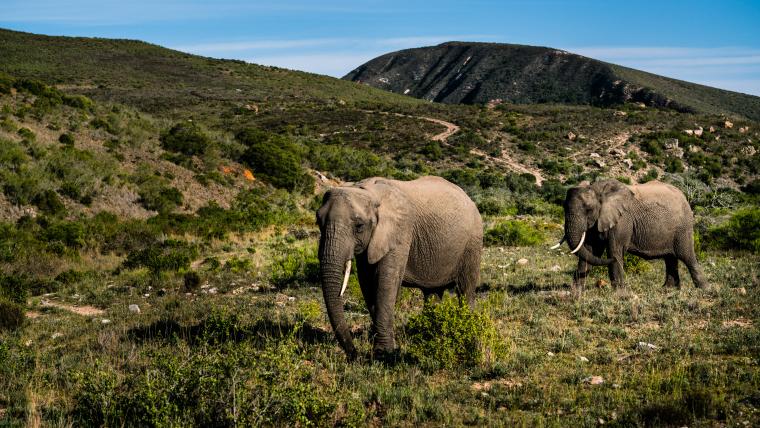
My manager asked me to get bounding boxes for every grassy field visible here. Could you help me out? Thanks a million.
[0,29,759,427]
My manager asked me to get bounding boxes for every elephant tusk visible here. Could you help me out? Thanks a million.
[570,231,586,254]
[550,236,565,250]
[340,259,351,297]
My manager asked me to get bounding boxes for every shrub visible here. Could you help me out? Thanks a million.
[406,296,504,369]
[641,168,659,183]
[419,141,443,160]
[484,220,544,246]
[123,239,198,274]
[665,157,684,173]
[58,133,75,146]
[624,253,651,274]
[137,177,183,213]
[269,245,320,288]
[160,122,212,156]
[0,273,30,304]
[17,127,35,141]
[43,220,86,253]
[238,130,313,192]
[0,298,25,331]
[32,189,66,215]
[706,208,760,253]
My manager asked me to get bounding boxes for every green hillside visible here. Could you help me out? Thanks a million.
[0,29,759,427]
[344,41,760,121]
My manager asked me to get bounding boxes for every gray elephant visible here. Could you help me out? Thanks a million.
[316,176,483,360]
[555,179,708,291]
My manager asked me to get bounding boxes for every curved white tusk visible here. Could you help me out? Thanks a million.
[550,236,565,250]
[340,259,352,297]
[570,231,586,254]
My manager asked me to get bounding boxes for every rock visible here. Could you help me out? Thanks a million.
[664,139,679,150]
[206,287,218,295]
[732,287,747,296]
[243,104,259,113]
[593,158,606,168]
[578,356,589,362]
[590,152,601,158]
[709,126,715,133]
[547,351,555,357]
[623,158,634,169]
[101,319,111,324]
[694,127,703,137]
[610,148,626,158]
[516,258,529,266]
[741,146,757,156]
[637,342,658,352]
[684,129,694,136]
[689,145,701,153]
[128,304,141,314]
[583,376,604,385]
[567,131,577,141]
[51,332,63,339]
[550,265,561,272]
[613,111,627,117]
[338,99,346,105]
[739,126,750,134]
[635,102,646,109]
[724,120,733,129]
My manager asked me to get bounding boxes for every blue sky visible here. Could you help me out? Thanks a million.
[3,0,760,95]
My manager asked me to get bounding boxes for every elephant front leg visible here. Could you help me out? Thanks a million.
[371,259,404,359]
[356,255,378,338]
[607,245,626,288]
[572,258,590,296]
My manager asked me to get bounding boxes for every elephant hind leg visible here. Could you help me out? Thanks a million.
[675,231,709,289]
[422,287,445,303]
[663,255,681,288]
[455,241,481,307]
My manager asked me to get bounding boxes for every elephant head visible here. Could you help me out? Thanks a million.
[561,180,635,265]
[315,180,406,359]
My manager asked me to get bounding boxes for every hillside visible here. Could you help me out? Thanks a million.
[344,42,760,121]
[0,29,759,427]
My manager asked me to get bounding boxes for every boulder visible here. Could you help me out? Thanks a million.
[739,126,749,134]
[724,120,733,129]
[128,304,141,314]
[694,127,703,137]
[684,129,694,136]
[567,131,577,141]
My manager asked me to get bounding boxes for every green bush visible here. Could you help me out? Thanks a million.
[123,239,198,274]
[238,130,313,192]
[484,220,544,246]
[624,253,651,275]
[137,177,183,213]
[665,157,684,173]
[58,133,75,146]
[0,273,30,304]
[0,298,25,332]
[406,296,504,369]
[17,127,35,141]
[160,122,212,156]
[308,142,391,182]
[641,168,659,183]
[32,189,66,215]
[269,245,320,288]
[706,208,760,253]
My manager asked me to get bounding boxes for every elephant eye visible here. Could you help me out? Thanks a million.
[355,222,365,232]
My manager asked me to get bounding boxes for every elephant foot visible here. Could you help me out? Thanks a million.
[662,279,680,288]
[372,347,400,364]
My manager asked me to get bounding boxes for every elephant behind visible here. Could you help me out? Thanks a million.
[316,176,483,360]
[558,179,708,291]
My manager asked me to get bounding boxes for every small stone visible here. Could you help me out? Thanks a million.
[583,376,604,385]
[51,332,63,339]
[101,319,111,324]
[732,287,747,295]
[567,131,577,141]
[623,158,634,169]
[599,418,605,424]
[128,304,141,314]
[547,351,555,357]
[613,110,627,117]
[550,265,561,272]
[24,340,32,347]
[684,129,694,136]
[207,287,218,295]
[694,127,703,137]
[724,120,733,129]
[516,258,529,266]
[637,342,658,351]
[709,126,715,133]
[579,356,589,362]
[612,384,620,389]
[590,152,601,158]
[288,296,296,302]
[143,293,150,298]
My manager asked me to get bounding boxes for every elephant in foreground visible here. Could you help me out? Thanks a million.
[555,179,707,291]
[316,176,483,360]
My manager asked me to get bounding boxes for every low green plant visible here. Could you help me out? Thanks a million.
[58,132,75,146]
[123,239,198,274]
[0,298,25,331]
[160,122,212,156]
[269,245,320,288]
[405,296,504,369]
[137,176,183,213]
[484,220,544,246]
[706,207,760,253]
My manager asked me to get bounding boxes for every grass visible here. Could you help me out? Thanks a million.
[0,28,758,427]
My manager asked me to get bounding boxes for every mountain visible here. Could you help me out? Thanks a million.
[344,42,760,121]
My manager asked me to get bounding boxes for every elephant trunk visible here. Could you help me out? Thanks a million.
[318,230,357,360]
[565,216,614,266]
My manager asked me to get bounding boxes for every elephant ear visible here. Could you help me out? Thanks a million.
[597,180,636,233]
[364,180,408,264]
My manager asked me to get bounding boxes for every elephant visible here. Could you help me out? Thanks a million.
[555,179,708,292]
[316,176,483,360]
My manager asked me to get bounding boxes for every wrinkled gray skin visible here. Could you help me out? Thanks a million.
[563,179,708,292]
[316,176,483,360]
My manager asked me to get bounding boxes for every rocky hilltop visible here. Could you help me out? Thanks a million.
[344,42,760,120]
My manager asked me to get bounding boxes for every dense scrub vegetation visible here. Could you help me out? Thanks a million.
[0,32,758,426]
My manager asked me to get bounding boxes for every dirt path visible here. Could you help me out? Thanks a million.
[360,110,460,143]
[471,148,545,186]
[34,299,105,317]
